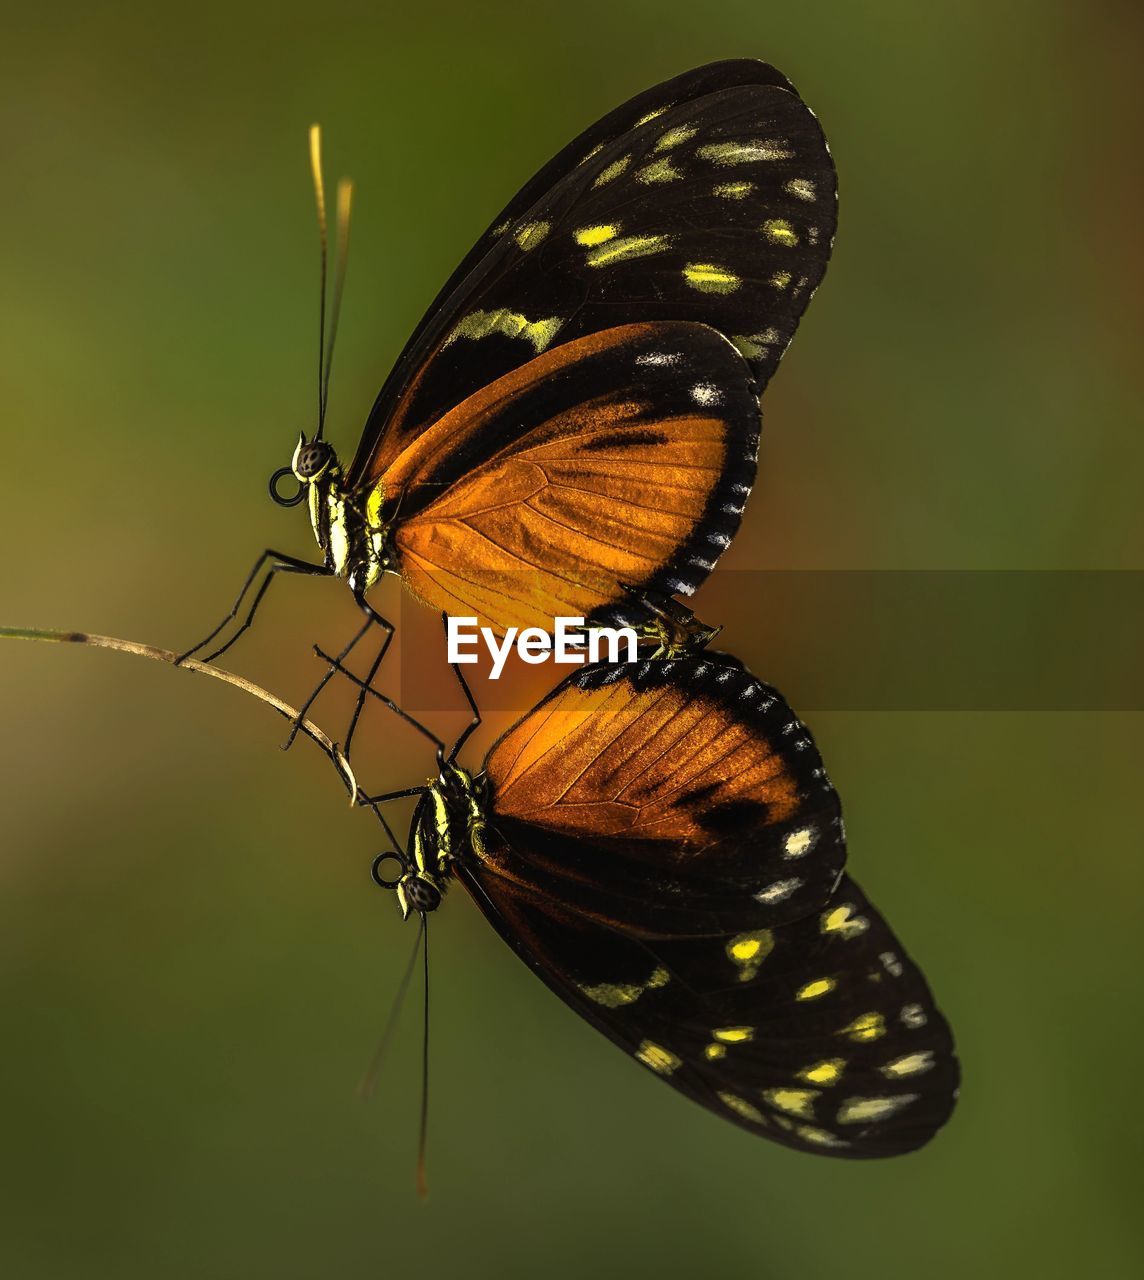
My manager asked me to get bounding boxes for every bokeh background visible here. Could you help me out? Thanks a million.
[2,2,1142,1277]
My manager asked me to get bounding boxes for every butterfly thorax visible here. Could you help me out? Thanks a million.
[398,764,488,918]
[290,437,393,595]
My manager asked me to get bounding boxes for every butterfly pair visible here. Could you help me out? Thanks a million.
[180,58,958,1156]
[179,58,836,761]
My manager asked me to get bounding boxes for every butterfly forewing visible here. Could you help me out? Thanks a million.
[457,860,958,1158]
[348,59,836,486]
[476,654,846,934]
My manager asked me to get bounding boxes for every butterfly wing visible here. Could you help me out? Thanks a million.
[382,322,757,632]
[347,59,836,485]
[474,653,847,935]
[455,862,958,1157]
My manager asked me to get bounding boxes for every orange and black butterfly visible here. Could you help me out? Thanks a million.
[179,59,837,757]
[369,652,958,1158]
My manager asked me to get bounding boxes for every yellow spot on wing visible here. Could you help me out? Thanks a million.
[636,157,682,184]
[763,1088,819,1118]
[771,269,793,289]
[586,234,673,266]
[837,1094,917,1125]
[713,180,754,199]
[762,218,798,246]
[698,140,794,164]
[713,1027,753,1043]
[635,107,669,126]
[635,1040,680,1075]
[732,329,783,361]
[580,965,668,1008]
[839,1012,886,1042]
[704,1044,726,1060]
[718,1092,765,1123]
[447,308,564,353]
[796,1125,847,1148]
[881,1051,935,1079]
[592,156,630,188]
[821,904,870,940]
[785,177,817,201]
[654,124,697,151]
[726,930,774,981]
[574,224,619,246]
[796,977,836,1001]
[682,262,741,293]
[900,1003,928,1029]
[514,220,550,251]
[783,826,815,858]
[797,1058,846,1086]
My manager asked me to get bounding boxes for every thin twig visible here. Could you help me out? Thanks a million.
[1,625,358,801]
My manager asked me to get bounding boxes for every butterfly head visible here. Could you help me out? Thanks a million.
[383,764,479,920]
[291,432,337,483]
[267,432,340,507]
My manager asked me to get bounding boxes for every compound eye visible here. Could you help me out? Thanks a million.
[404,877,442,914]
[296,442,331,478]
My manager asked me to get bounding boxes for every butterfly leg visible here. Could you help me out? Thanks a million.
[341,594,396,762]
[177,548,331,665]
[315,648,447,768]
[444,613,482,762]
[282,611,376,752]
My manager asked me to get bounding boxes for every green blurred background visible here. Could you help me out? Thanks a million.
[2,2,1142,1276]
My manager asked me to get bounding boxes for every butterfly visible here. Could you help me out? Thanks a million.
[371,651,959,1158]
[178,58,837,762]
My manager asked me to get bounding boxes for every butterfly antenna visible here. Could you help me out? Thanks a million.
[308,124,329,438]
[358,913,425,1102]
[417,913,431,1200]
[321,177,353,432]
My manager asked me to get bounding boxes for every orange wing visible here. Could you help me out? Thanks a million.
[477,654,846,935]
[375,323,759,634]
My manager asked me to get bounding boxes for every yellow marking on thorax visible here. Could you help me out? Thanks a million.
[364,483,385,528]
[327,489,350,576]
[307,483,323,547]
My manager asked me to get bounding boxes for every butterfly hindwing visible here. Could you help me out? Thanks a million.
[348,59,836,486]
[380,322,759,633]
[476,653,846,933]
[456,861,958,1158]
